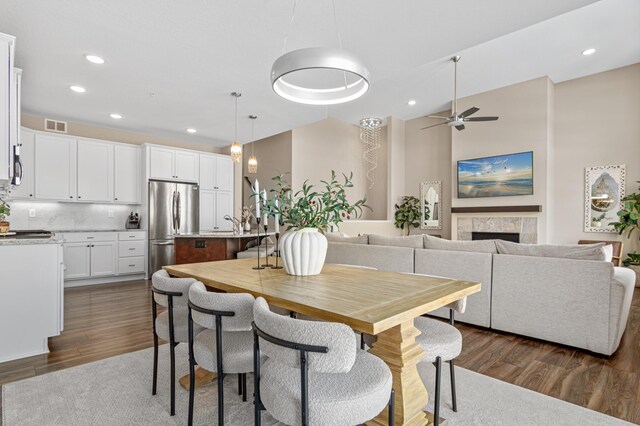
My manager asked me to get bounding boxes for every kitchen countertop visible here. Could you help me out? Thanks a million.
[53,229,144,233]
[0,236,64,246]
[175,232,275,239]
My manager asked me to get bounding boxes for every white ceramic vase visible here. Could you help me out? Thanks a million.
[279,228,328,276]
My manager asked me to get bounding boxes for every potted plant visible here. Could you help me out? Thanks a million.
[610,181,640,286]
[241,206,253,232]
[394,195,421,236]
[0,197,10,234]
[264,171,369,276]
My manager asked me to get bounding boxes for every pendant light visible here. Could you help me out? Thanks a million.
[248,115,258,174]
[230,92,242,163]
[270,0,370,105]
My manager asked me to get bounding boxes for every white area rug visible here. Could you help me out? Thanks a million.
[1,345,631,426]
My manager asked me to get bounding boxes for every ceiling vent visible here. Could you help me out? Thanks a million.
[44,118,67,133]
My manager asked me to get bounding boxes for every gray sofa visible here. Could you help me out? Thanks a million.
[324,234,636,355]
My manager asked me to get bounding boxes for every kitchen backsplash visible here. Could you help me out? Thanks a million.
[7,201,140,231]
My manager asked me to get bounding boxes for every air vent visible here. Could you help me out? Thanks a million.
[44,118,67,133]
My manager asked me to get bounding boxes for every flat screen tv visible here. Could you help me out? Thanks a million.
[457,151,533,198]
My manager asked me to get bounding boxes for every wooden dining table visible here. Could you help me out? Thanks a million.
[164,258,480,426]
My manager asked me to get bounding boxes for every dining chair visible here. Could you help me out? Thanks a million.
[252,297,395,426]
[187,281,256,426]
[151,269,201,416]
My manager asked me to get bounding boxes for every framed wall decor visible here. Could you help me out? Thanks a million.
[421,181,442,230]
[457,151,533,198]
[584,164,626,233]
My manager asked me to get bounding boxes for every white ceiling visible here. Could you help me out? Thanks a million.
[1,0,638,147]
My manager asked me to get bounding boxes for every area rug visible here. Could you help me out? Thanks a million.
[1,345,631,426]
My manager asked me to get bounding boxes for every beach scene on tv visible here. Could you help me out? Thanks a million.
[458,151,533,198]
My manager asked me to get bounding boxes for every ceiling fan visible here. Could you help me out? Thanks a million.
[421,56,499,132]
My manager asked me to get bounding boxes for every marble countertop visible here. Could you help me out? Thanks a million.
[0,236,64,246]
[175,232,275,239]
[53,229,143,233]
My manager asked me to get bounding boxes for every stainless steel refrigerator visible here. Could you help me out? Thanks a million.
[148,180,199,275]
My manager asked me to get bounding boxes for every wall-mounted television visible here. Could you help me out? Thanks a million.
[457,151,533,198]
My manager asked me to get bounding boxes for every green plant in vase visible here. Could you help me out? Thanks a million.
[394,195,421,235]
[263,171,369,276]
[610,181,640,286]
[0,197,10,233]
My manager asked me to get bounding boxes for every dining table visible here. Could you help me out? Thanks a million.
[164,257,480,426]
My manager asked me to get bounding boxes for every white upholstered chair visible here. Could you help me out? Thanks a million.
[187,281,256,426]
[151,269,202,416]
[252,297,395,426]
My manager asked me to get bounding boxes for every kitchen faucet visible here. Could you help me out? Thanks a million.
[224,215,242,234]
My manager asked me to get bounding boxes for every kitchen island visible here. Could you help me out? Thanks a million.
[174,232,274,264]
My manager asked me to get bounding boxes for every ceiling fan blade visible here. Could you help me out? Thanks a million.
[421,122,447,130]
[464,116,499,122]
[427,115,448,119]
[459,107,479,118]
[455,124,465,131]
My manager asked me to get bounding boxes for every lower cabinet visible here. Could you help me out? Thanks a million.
[63,241,116,279]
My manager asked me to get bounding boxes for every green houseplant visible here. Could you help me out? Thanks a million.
[262,171,369,276]
[0,197,10,233]
[394,196,422,236]
[610,181,640,286]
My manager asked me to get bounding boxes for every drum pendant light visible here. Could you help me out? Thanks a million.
[230,92,242,163]
[248,115,258,174]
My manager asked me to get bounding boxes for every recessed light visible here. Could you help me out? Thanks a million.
[70,85,86,93]
[85,54,105,64]
[109,113,122,119]
[408,99,417,106]
[582,48,596,56]
[186,128,197,134]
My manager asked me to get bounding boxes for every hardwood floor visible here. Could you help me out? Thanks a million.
[0,280,638,423]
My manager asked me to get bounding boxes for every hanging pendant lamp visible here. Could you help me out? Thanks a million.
[248,115,258,174]
[230,92,242,163]
[270,0,370,105]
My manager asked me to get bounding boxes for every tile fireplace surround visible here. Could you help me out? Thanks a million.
[457,216,538,244]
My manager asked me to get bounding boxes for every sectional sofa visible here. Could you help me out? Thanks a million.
[324,234,636,356]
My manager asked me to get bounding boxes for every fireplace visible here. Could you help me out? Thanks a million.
[472,231,520,243]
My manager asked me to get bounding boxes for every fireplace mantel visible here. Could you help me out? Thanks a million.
[451,205,542,214]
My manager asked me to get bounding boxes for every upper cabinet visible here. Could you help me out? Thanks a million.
[114,145,141,204]
[34,133,77,201]
[0,33,15,184]
[7,129,34,199]
[149,146,198,182]
[77,139,114,202]
[199,154,233,191]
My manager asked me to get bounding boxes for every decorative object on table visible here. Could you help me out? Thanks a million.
[229,92,242,163]
[457,151,533,198]
[270,0,370,105]
[394,195,421,236]
[251,179,265,270]
[265,171,369,276]
[585,164,626,232]
[421,181,442,230]
[0,197,10,234]
[241,206,253,232]
[272,196,283,269]
[359,118,382,189]
[125,212,140,229]
[247,115,258,174]
[420,55,499,132]
[261,189,273,267]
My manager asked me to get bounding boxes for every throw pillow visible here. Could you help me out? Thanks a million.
[423,235,498,254]
[368,234,424,248]
[324,233,369,244]
[603,244,614,263]
[495,240,606,261]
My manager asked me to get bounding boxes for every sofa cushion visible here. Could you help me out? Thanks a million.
[324,232,369,244]
[325,242,414,273]
[495,240,606,261]
[423,235,497,254]
[369,234,423,248]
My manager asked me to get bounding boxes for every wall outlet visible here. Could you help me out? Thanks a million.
[108,211,114,218]
[28,209,36,218]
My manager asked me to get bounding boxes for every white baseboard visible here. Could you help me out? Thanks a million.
[64,274,147,288]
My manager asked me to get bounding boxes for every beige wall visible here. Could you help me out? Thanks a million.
[291,117,388,221]
[452,77,553,242]
[22,113,223,154]
[241,131,293,214]
[552,63,640,256]
[404,110,453,238]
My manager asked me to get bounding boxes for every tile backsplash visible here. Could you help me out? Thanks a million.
[6,201,140,231]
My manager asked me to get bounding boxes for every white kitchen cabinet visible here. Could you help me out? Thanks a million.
[199,154,216,190]
[64,242,91,279]
[215,190,233,231]
[199,189,215,231]
[199,154,233,191]
[90,241,117,277]
[149,146,198,182]
[8,68,21,182]
[8,128,34,199]
[175,151,198,181]
[0,32,15,184]
[114,144,141,204]
[215,156,233,191]
[77,139,114,202]
[34,133,77,201]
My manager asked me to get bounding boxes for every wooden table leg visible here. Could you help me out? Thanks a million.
[366,320,431,426]
[179,366,217,390]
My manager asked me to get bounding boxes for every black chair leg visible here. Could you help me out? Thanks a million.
[242,373,247,402]
[360,333,365,350]
[450,359,457,412]
[238,373,242,396]
[152,333,158,395]
[434,356,442,426]
[170,343,176,416]
[188,358,196,426]
[218,372,224,425]
[388,389,395,426]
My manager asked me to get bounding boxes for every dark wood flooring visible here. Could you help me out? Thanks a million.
[0,280,638,424]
